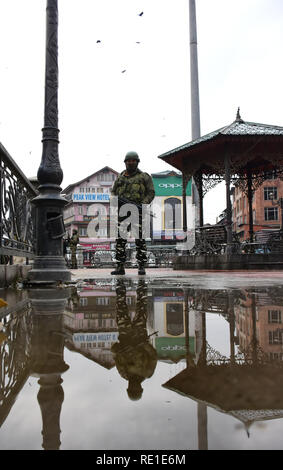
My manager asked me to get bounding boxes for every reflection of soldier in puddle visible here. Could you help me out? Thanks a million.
[111,279,157,401]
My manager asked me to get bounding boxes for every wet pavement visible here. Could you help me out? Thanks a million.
[1,268,283,450]
[71,267,283,288]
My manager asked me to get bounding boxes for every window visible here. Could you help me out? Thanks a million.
[92,187,96,193]
[264,187,277,200]
[79,298,88,306]
[97,188,104,193]
[166,303,184,336]
[79,227,87,236]
[78,205,83,215]
[96,297,110,305]
[97,173,113,181]
[264,170,277,180]
[268,310,282,323]
[269,330,283,344]
[79,187,84,192]
[270,352,283,361]
[164,198,182,230]
[264,207,278,221]
[86,188,91,193]
[97,228,108,236]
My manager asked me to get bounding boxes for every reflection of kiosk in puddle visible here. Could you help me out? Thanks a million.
[163,287,283,449]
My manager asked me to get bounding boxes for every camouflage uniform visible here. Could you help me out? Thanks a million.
[111,169,155,267]
[69,231,79,269]
[111,279,157,400]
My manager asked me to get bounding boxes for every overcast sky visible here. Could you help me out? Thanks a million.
[0,0,283,222]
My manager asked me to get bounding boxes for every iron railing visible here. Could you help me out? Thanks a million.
[188,225,283,255]
[0,143,37,261]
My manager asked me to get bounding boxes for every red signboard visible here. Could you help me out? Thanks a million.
[81,244,110,250]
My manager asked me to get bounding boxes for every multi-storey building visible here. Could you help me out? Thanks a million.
[64,282,137,369]
[62,166,119,252]
[151,170,194,244]
[232,176,283,240]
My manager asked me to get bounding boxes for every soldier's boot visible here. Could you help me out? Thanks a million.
[111,264,125,275]
[138,263,146,275]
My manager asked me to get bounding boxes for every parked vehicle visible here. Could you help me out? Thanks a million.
[92,250,115,267]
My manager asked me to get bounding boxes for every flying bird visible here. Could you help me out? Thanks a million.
[96,40,101,43]
[121,69,126,73]
[138,11,144,16]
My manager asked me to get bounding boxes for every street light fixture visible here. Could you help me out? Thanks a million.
[28,0,71,284]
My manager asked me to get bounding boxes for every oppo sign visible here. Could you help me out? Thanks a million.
[158,183,182,189]
[153,177,191,196]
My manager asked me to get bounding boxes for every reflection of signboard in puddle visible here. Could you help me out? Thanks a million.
[73,332,118,346]
[154,290,184,302]
[155,337,194,361]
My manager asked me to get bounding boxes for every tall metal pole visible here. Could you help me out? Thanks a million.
[189,0,201,227]
[28,0,70,283]
[189,0,201,140]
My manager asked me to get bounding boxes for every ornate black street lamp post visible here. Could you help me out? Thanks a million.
[28,0,70,283]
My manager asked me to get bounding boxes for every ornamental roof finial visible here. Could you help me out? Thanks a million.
[236,107,243,122]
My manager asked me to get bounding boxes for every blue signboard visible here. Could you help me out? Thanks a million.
[72,193,110,202]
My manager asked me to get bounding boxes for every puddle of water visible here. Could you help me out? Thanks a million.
[1,279,283,450]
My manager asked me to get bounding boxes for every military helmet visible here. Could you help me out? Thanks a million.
[124,151,140,162]
[127,375,143,401]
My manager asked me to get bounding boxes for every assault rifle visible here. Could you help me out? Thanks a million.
[117,196,155,218]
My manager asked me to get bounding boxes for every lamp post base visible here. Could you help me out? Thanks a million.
[28,256,71,284]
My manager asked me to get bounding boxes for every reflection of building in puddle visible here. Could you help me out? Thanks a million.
[64,282,209,372]
[64,283,137,369]
[235,288,283,360]
[149,287,207,375]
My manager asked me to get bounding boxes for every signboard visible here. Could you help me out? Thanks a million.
[72,193,110,202]
[152,176,191,196]
[73,332,118,344]
[155,336,194,361]
[81,243,110,250]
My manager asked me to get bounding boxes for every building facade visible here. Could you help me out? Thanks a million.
[62,166,119,252]
[232,176,283,240]
[150,170,194,244]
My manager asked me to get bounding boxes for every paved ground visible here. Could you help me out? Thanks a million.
[70,267,283,289]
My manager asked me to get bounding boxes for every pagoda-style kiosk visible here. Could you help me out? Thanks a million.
[159,111,283,270]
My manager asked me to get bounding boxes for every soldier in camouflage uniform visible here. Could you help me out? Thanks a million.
[111,151,155,275]
[111,279,157,400]
[69,229,79,269]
